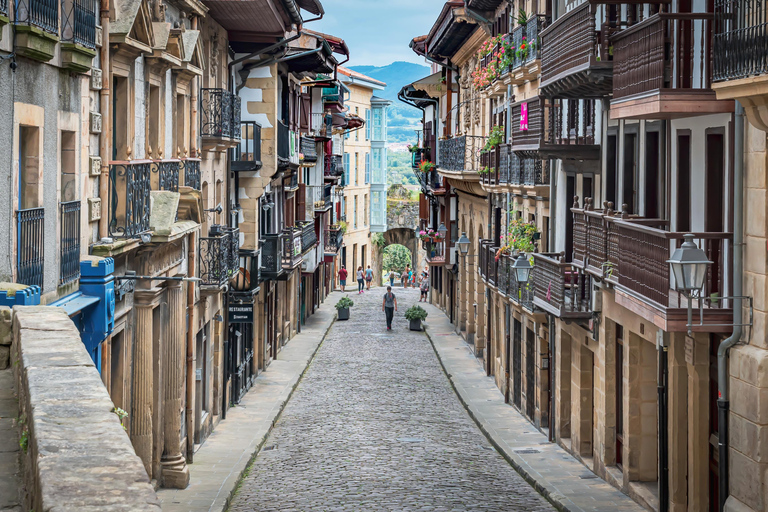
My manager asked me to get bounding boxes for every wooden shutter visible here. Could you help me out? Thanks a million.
[297,183,306,222]
[300,93,311,131]
[419,193,429,221]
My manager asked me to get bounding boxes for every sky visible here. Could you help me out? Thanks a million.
[309,0,447,67]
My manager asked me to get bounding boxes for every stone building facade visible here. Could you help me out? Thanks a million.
[406,1,766,511]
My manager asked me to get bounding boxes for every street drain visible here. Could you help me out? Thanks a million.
[397,437,425,443]
[262,445,277,451]
[514,449,540,454]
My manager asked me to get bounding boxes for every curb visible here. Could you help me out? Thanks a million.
[423,324,576,512]
[219,312,338,512]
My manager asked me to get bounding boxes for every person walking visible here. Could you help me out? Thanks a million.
[365,265,374,290]
[356,266,365,294]
[389,270,395,288]
[419,273,429,302]
[400,268,407,288]
[338,265,348,292]
[407,267,413,288]
[382,286,398,330]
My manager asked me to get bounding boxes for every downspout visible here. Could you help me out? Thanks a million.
[185,230,197,462]
[718,101,745,512]
[98,0,111,238]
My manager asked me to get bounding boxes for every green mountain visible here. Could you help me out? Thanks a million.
[350,61,431,144]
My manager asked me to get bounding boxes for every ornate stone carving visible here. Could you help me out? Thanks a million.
[90,67,102,90]
[88,197,101,221]
[210,33,219,81]
[89,155,102,176]
[90,112,102,134]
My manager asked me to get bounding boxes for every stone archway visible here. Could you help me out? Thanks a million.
[380,199,425,273]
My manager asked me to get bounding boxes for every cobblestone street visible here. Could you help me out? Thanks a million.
[228,286,554,512]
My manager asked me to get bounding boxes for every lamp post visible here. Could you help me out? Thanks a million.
[511,253,532,285]
[667,234,712,335]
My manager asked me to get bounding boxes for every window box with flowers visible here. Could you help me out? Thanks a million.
[417,160,436,173]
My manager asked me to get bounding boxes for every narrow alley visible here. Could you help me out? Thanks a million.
[227,287,554,512]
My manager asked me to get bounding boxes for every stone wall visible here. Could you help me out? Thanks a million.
[10,306,160,511]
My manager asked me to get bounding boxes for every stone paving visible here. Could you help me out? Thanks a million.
[0,368,21,512]
[228,287,554,512]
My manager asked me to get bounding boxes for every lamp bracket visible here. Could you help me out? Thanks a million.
[684,294,753,336]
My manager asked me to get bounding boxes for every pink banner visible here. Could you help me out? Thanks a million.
[520,102,529,131]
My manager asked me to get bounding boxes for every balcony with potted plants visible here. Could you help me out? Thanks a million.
[570,197,734,332]
[610,11,733,119]
[419,226,447,266]
[324,225,343,254]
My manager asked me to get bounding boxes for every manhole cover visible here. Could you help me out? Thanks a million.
[397,437,425,443]
[262,445,277,451]
[514,449,540,454]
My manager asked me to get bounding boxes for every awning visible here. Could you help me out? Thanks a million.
[411,71,456,97]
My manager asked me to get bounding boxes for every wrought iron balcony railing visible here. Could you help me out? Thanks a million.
[0,0,7,17]
[60,201,80,285]
[437,135,487,173]
[199,232,230,287]
[495,254,534,310]
[223,226,240,278]
[201,88,240,139]
[230,248,260,293]
[299,221,317,253]
[324,226,343,253]
[424,239,446,265]
[511,15,547,70]
[714,0,768,81]
[16,207,44,290]
[108,161,151,238]
[182,158,201,189]
[232,121,262,172]
[15,0,58,34]
[150,159,181,192]
[325,154,344,179]
[61,0,97,48]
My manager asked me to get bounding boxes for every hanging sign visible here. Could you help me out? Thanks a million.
[520,102,529,131]
[228,304,254,324]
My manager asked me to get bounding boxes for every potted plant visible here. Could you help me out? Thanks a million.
[418,160,436,173]
[405,305,428,331]
[335,296,354,320]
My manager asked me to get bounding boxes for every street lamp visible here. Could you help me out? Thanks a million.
[667,233,712,335]
[667,234,711,295]
[456,232,471,255]
[511,253,532,284]
[437,222,448,239]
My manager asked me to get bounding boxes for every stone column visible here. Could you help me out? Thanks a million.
[668,333,689,511]
[131,291,157,477]
[161,280,190,488]
[687,334,709,511]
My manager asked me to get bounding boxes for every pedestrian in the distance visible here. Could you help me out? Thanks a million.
[365,265,374,290]
[338,265,348,292]
[401,268,407,288]
[389,270,395,288]
[419,274,429,302]
[408,267,414,288]
[382,286,398,330]
[356,266,365,294]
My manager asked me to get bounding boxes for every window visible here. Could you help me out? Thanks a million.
[60,131,77,202]
[364,194,369,226]
[19,126,41,209]
[148,85,161,158]
[343,153,350,185]
[372,108,383,141]
[353,196,358,229]
[372,148,383,184]
[355,152,359,184]
[365,153,370,184]
[365,109,371,140]
[60,131,80,284]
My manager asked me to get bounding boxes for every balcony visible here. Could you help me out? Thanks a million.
[60,201,81,285]
[181,158,201,189]
[611,13,733,119]
[532,253,593,319]
[541,99,600,161]
[201,88,241,150]
[232,121,262,172]
[59,0,97,72]
[540,2,612,98]
[310,113,332,139]
[282,227,303,270]
[416,168,444,194]
[260,233,288,280]
[300,136,318,164]
[16,207,45,290]
[322,85,344,112]
[437,135,487,175]
[299,221,317,254]
[284,170,298,192]
[108,161,151,239]
[230,249,260,295]
[496,253,534,310]
[13,0,59,63]
[324,226,343,254]
[478,240,498,286]
[570,199,733,332]
[325,154,344,181]
[199,230,231,288]
[311,184,333,213]
[277,120,295,167]
[150,159,181,192]
[223,226,240,279]
[424,239,446,265]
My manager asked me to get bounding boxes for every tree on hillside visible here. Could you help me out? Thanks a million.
[383,244,412,273]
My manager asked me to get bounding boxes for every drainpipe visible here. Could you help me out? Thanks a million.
[718,101,745,512]
[549,315,555,442]
[98,0,111,238]
[658,330,669,512]
[185,230,197,462]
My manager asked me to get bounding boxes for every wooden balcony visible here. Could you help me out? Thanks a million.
[543,99,600,161]
[540,3,612,98]
[611,13,734,119]
[532,252,593,319]
[570,198,733,332]
[424,239,446,266]
[484,145,550,187]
